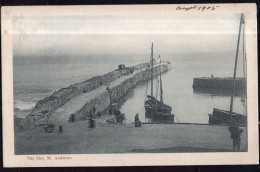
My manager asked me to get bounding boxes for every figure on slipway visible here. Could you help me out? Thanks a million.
[228,125,244,151]
[135,113,141,127]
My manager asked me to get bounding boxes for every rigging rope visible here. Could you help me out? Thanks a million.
[174,114,180,122]
[124,117,134,124]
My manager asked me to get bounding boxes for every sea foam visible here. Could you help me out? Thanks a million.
[14,100,36,111]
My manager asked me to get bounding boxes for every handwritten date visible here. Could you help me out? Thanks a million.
[176,5,220,11]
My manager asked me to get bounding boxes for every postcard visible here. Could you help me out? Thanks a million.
[1,4,258,167]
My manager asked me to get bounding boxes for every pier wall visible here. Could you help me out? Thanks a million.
[73,63,170,121]
[74,91,111,121]
[23,62,150,125]
[193,77,246,90]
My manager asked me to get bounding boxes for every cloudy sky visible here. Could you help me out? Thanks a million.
[12,13,244,61]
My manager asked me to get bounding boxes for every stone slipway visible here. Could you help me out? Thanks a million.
[21,61,171,126]
[52,69,142,122]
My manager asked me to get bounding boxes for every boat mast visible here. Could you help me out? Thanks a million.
[242,15,248,151]
[242,14,247,112]
[151,43,154,97]
[230,13,244,114]
[242,16,246,79]
[159,55,163,104]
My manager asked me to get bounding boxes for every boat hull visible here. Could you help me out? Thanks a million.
[146,113,174,123]
[145,96,174,123]
[208,108,246,126]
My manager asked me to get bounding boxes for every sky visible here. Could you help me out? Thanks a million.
[12,13,244,62]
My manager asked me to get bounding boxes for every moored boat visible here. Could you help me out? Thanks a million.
[144,43,174,122]
[208,108,246,126]
[208,13,247,127]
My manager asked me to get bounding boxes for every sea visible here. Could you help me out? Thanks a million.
[13,53,246,124]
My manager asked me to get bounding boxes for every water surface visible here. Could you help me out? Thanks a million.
[14,54,246,124]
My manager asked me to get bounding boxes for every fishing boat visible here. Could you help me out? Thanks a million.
[209,108,246,126]
[145,43,174,122]
[208,13,247,127]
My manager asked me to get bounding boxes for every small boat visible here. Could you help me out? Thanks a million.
[208,13,247,126]
[144,43,174,122]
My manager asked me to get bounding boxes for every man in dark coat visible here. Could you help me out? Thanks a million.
[228,125,244,151]
[135,113,141,127]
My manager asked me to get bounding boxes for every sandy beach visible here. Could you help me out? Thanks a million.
[14,115,247,155]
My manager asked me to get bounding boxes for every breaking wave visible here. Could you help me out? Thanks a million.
[14,100,36,111]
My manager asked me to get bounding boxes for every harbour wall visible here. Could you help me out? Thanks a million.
[21,62,170,125]
[193,77,246,90]
[74,63,170,121]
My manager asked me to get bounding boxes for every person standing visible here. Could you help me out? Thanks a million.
[109,107,112,115]
[89,114,95,129]
[93,107,96,114]
[135,113,141,127]
[228,125,244,151]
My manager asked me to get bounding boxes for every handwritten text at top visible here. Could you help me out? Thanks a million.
[176,5,220,11]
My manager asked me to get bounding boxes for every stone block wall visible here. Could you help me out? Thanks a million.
[22,62,152,126]
[73,63,170,121]
[74,91,111,121]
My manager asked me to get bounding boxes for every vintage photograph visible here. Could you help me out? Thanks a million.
[2,4,258,166]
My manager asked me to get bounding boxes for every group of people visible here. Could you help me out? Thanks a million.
[108,107,125,124]
[109,107,121,116]
[108,107,141,127]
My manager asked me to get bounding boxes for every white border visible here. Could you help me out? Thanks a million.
[1,4,258,167]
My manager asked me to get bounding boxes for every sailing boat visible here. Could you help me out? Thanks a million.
[145,43,174,122]
[208,13,247,127]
